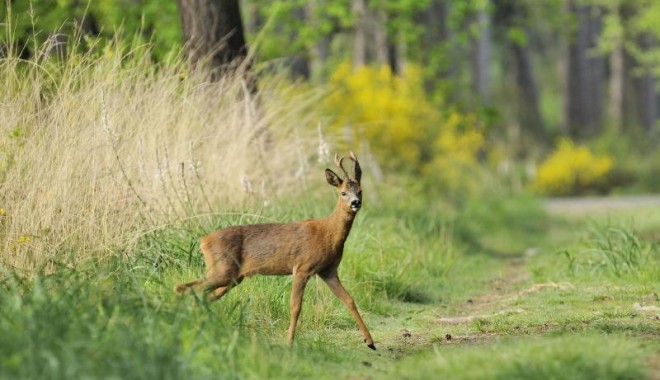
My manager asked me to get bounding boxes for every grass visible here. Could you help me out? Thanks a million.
[2,197,657,379]
[0,34,322,272]
[2,38,659,379]
[391,334,651,380]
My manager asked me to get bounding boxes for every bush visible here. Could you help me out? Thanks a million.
[325,62,484,195]
[532,138,613,195]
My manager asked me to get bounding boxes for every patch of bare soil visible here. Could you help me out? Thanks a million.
[437,282,574,325]
[438,308,526,325]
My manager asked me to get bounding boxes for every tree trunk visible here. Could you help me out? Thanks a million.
[288,5,310,81]
[352,0,368,67]
[565,1,604,140]
[177,0,254,87]
[373,6,389,67]
[494,0,546,143]
[471,6,491,105]
[388,37,403,75]
[622,33,657,134]
[510,41,546,141]
[609,42,624,131]
[418,0,455,94]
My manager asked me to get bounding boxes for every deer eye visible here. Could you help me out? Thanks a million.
[341,192,347,197]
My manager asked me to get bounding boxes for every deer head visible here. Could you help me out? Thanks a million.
[325,151,362,213]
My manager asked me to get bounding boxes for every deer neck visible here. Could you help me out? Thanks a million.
[327,200,356,245]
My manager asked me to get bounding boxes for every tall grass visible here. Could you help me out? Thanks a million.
[563,224,659,279]
[0,36,322,272]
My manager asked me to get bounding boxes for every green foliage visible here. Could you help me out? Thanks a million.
[592,131,660,193]
[245,0,352,61]
[594,0,660,77]
[1,1,180,59]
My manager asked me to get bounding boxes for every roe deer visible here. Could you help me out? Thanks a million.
[175,152,375,349]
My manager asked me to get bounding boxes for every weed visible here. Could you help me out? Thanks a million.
[565,225,658,278]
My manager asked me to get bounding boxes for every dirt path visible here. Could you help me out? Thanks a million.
[375,195,660,365]
[545,194,660,214]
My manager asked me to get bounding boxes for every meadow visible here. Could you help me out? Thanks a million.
[1,41,658,379]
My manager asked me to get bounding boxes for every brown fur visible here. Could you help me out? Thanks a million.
[175,152,375,349]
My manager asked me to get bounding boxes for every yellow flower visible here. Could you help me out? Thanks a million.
[326,62,483,178]
[0,208,6,216]
[532,138,613,195]
[17,235,33,245]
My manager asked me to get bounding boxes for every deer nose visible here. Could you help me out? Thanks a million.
[351,199,361,209]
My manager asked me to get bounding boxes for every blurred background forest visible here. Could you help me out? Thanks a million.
[2,0,660,197]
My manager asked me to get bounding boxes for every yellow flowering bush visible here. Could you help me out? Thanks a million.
[533,138,614,195]
[426,112,484,194]
[326,62,484,193]
[326,62,434,167]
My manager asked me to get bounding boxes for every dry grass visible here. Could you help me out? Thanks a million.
[0,38,323,272]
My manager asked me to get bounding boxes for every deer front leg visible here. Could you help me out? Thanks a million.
[287,271,311,345]
[320,270,375,350]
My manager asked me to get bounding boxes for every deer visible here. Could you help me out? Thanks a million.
[174,152,375,350]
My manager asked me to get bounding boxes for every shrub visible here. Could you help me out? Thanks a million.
[326,62,435,168]
[532,138,613,195]
[325,62,484,195]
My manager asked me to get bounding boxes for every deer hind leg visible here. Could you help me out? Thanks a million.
[174,279,203,295]
[320,269,375,350]
[198,254,243,302]
[208,276,244,302]
[175,239,240,300]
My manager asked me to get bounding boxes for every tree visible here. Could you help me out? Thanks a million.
[597,0,658,135]
[622,33,657,134]
[177,0,254,86]
[471,4,492,105]
[493,0,547,144]
[565,0,605,139]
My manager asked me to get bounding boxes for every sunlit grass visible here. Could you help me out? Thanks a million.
[392,334,652,380]
[0,36,322,273]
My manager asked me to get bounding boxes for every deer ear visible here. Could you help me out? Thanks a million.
[325,169,342,187]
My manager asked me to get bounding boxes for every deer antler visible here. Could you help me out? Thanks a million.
[334,153,350,179]
[349,151,361,182]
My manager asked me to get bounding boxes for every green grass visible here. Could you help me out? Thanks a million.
[391,334,651,380]
[2,194,658,379]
